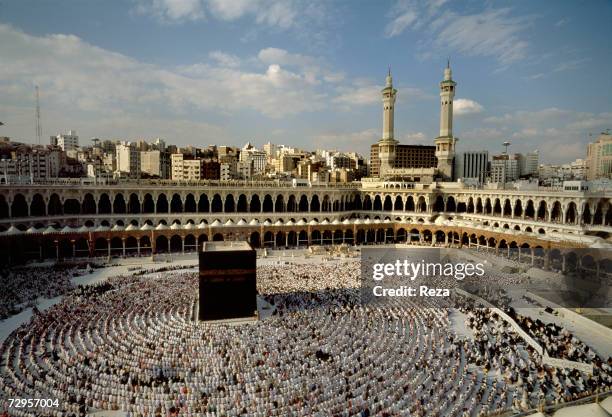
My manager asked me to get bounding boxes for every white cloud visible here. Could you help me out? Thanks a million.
[134,0,206,22]
[207,0,297,28]
[311,129,378,154]
[476,108,612,162]
[0,24,338,133]
[136,0,307,29]
[209,51,241,67]
[385,1,530,65]
[454,98,483,115]
[385,10,418,37]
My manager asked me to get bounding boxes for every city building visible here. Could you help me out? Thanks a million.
[454,151,488,182]
[586,132,612,180]
[50,130,79,152]
[140,150,170,179]
[240,143,267,174]
[115,142,141,177]
[490,153,520,184]
[171,153,220,181]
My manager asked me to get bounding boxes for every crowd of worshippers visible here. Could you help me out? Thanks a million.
[0,264,100,320]
[459,298,612,410]
[0,260,610,417]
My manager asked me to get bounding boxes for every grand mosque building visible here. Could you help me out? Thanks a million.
[0,65,611,264]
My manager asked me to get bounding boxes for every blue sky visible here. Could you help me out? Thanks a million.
[0,0,610,163]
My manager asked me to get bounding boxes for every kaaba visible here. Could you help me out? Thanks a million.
[198,241,257,321]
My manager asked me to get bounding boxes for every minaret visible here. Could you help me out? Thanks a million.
[378,68,398,178]
[435,60,457,180]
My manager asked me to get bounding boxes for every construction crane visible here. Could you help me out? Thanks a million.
[35,86,42,145]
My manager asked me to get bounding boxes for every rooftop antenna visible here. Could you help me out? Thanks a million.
[35,85,42,146]
[502,141,511,154]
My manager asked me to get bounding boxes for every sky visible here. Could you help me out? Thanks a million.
[0,0,611,163]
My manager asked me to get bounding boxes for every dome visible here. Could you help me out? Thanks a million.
[197,221,208,229]
[296,219,307,226]
[236,219,247,226]
[342,219,351,225]
[125,223,138,231]
[320,219,330,225]
[183,222,194,230]
[249,219,259,226]
[140,224,154,231]
[111,224,124,232]
[274,220,283,226]
[170,222,182,230]
[308,219,318,226]
[155,223,168,230]
[210,219,222,227]
[224,219,235,226]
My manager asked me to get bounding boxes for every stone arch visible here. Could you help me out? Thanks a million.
[211,194,223,213]
[484,198,492,215]
[63,198,80,215]
[467,197,474,213]
[81,193,96,215]
[373,195,382,211]
[310,195,320,212]
[113,193,126,214]
[524,200,535,219]
[249,232,261,248]
[237,194,248,212]
[182,193,195,213]
[433,195,445,212]
[275,195,285,212]
[363,195,372,211]
[198,194,209,213]
[128,193,140,214]
[28,193,45,217]
[416,196,427,212]
[383,195,393,211]
[298,195,309,212]
[10,193,28,217]
[250,195,261,213]
[262,194,274,213]
[169,193,182,213]
[550,201,562,223]
[536,200,547,221]
[405,196,415,212]
[503,199,512,216]
[493,198,502,216]
[513,199,523,217]
[156,193,168,213]
[286,195,297,212]
[0,195,8,219]
[224,194,235,213]
[47,193,63,216]
[475,197,483,214]
[394,195,403,211]
[142,193,154,213]
[446,196,456,212]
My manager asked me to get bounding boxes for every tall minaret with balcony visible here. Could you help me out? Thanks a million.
[435,60,457,180]
[378,68,398,178]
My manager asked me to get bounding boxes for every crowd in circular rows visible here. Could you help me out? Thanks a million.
[0,264,99,320]
[0,258,609,417]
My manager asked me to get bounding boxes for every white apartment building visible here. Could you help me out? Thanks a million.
[115,142,141,176]
[51,130,79,152]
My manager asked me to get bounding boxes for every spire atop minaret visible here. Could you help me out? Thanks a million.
[386,66,393,87]
[444,58,452,81]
